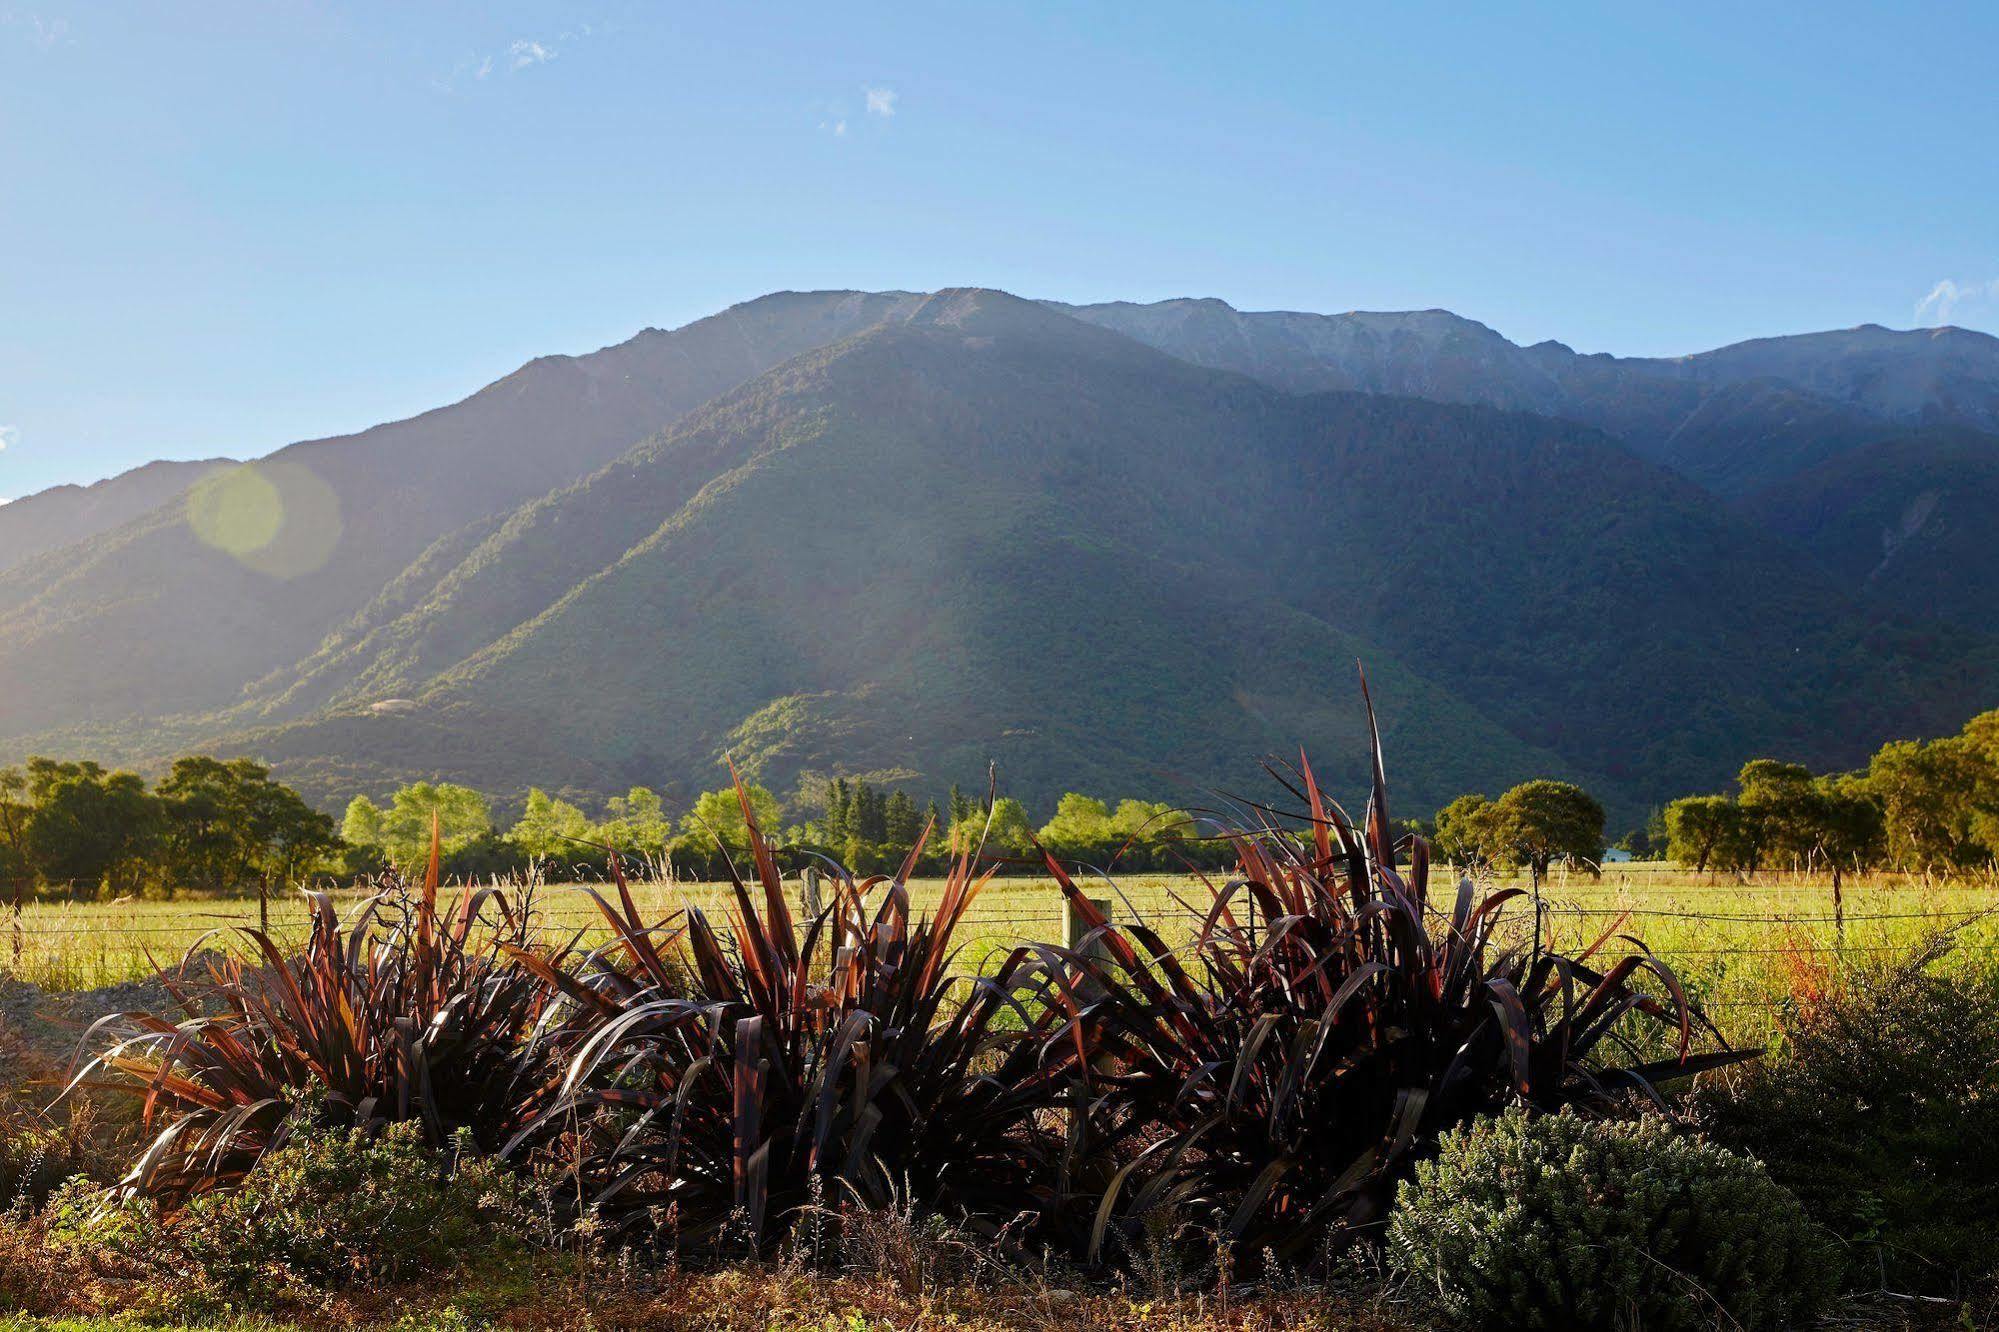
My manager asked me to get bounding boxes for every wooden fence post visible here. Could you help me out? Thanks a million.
[1064,894,1112,1002]
[799,866,824,918]
[1064,894,1112,953]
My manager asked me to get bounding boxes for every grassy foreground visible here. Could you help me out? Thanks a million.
[7,862,1994,1044]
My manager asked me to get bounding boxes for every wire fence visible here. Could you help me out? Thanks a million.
[6,869,1998,1038]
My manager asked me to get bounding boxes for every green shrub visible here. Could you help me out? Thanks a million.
[53,1118,551,1297]
[1699,940,1999,1294]
[1389,1109,1837,1332]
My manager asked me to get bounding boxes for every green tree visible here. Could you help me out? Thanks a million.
[945,789,987,855]
[21,758,160,897]
[850,783,887,843]
[1109,798,1191,844]
[507,787,597,861]
[351,782,494,870]
[340,795,387,873]
[601,787,671,860]
[883,790,922,849]
[154,757,336,903]
[978,797,1036,857]
[1433,793,1500,867]
[1808,774,1884,892]
[1962,709,1999,854]
[1039,793,1115,858]
[1487,780,1605,887]
[1865,737,1993,871]
[1736,759,1820,872]
[678,783,783,855]
[822,778,852,845]
[1663,794,1747,874]
[0,767,31,940]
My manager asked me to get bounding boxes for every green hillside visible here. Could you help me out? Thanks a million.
[125,290,1991,823]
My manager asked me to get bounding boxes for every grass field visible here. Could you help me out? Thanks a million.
[5,861,1996,1045]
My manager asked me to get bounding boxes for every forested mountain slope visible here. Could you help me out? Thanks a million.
[4,288,1995,821]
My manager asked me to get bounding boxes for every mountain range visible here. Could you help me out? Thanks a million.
[4,287,1996,827]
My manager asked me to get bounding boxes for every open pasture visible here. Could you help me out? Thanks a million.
[6,861,1995,1045]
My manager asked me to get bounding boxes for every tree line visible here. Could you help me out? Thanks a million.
[1655,708,1999,881]
[0,757,1227,905]
[8,705,1996,906]
[342,776,1225,881]
[0,757,337,916]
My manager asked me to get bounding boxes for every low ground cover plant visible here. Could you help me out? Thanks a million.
[47,1115,552,1301]
[1389,1108,1837,1331]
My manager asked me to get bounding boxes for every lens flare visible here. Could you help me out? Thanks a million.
[185,461,342,577]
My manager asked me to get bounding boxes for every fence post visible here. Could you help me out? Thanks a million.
[800,866,824,918]
[1064,894,1111,952]
[1064,894,1112,1001]
[1830,862,1845,946]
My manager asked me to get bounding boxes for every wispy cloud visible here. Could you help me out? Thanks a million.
[2,11,71,51]
[1915,278,1999,328]
[507,38,554,71]
[0,418,14,502]
[446,24,600,90]
[864,86,897,118]
[474,38,555,80]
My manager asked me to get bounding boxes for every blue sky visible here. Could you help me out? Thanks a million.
[3,2,1995,500]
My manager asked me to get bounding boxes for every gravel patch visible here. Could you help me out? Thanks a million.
[0,967,194,1090]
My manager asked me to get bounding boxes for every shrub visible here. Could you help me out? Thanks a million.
[1699,938,1999,1295]
[51,1117,550,1296]
[62,853,564,1201]
[1049,684,1746,1269]
[1389,1109,1837,1331]
[505,789,1088,1257]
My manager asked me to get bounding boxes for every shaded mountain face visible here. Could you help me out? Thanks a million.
[1744,431,1999,631]
[3,287,1996,824]
[0,458,235,574]
[1053,299,1999,494]
[1056,297,1999,636]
